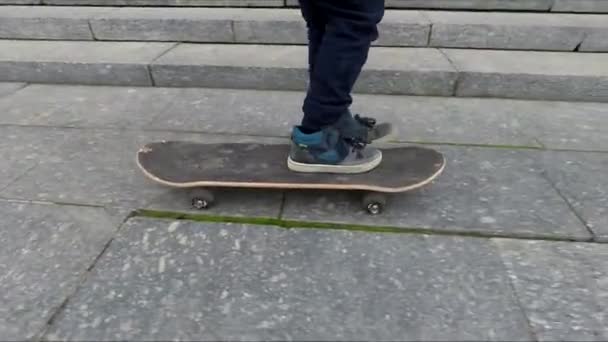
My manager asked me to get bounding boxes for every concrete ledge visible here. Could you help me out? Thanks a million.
[580,31,608,51]
[552,0,608,12]
[0,6,113,40]
[426,11,608,51]
[445,49,608,102]
[90,7,235,42]
[1,40,607,101]
[2,6,607,51]
[91,8,431,47]
[230,9,431,46]
[150,44,457,96]
[0,40,174,86]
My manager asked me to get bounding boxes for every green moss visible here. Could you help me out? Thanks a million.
[135,209,586,243]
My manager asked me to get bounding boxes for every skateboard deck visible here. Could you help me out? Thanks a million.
[136,141,445,214]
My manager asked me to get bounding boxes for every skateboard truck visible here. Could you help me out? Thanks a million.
[190,189,215,209]
[188,187,387,215]
[362,192,387,215]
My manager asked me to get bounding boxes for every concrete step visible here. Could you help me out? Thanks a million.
[1,39,606,102]
[1,6,607,52]
[1,0,608,13]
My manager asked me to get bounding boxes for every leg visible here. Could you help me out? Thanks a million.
[288,0,386,174]
[299,0,326,75]
[301,0,385,131]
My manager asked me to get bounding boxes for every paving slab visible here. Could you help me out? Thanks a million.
[9,6,608,51]
[151,44,457,96]
[552,0,608,12]
[495,239,608,340]
[376,10,430,46]
[445,49,608,102]
[0,201,120,340]
[144,87,537,147]
[231,8,305,44]
[0,6,113,40]
[540,151,608,241]
[0,40,174,86]
[0,82,25,98]
[0,84,537,147]
[580,30,608,51]
[283,146,590,240]
[0,126,69,191]
[45,217,532,341]
[2,39,605,101]
[231,9,430,47]
[145,187,284,219]
[103,206,134,227]
[0,84,183,127]
[426,11,608,51]
[90,7,234,42]
[521,100,608,151]
[0,127,284,217]
[5,84,608,151]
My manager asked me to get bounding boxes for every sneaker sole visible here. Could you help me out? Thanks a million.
[287,152,382,174]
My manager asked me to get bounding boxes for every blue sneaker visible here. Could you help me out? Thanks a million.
[287,126,382,174]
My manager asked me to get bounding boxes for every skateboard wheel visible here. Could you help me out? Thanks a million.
[190,189,215,210]
[363,192,386,215]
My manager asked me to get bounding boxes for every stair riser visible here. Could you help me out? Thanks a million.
[1,41,606,102]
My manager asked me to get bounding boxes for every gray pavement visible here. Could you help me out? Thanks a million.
[0,83,607,340]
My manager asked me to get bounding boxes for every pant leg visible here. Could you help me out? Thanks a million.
[298,0,326,75]
[301,0,385,131]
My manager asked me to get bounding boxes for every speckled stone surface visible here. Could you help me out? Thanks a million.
[0,84,183,127]
[0,126,70,191]
[143,87,538,147]
[45,217,532,341]
[0,201,119,340]
[0,128,284,216]
[495,239,608,340]
[8,84,608,151]
[540,151,608,241]
[0,40,174,86]
[282,146,590,240]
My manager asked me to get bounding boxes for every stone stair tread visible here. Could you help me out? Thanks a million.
[0,39,606,102]
[1,6,606,51]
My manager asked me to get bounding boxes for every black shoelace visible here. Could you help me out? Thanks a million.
[345,137,367,158]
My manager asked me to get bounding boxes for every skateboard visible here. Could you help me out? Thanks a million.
[136,141,445,215]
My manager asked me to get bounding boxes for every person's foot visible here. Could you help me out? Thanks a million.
[287,126,382,174]
[332,112,395,144]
